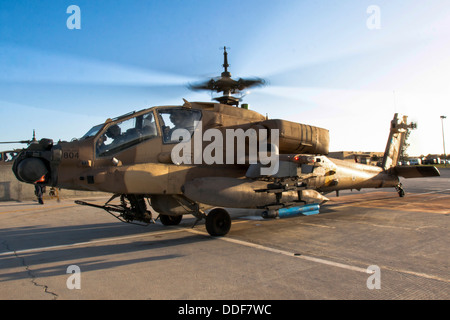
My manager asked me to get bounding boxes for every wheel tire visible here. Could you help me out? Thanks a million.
[159,214,182,226]
[205,208,231,236]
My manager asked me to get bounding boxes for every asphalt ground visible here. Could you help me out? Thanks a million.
[0,169,448,302]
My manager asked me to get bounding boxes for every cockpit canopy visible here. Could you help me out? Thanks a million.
[81,107,202,158]
[96,109,158,157]
[158,108,201,143]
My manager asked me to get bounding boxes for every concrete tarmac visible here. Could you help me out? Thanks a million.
[0,169,448,300]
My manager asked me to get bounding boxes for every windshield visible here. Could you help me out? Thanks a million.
[96,110,157,157]
[81,124,104,140]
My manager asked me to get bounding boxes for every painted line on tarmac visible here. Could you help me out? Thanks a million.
[0,229,185,256]
[187,228,450,283]
[0,219,247,257]
[0,221,367,274]
[379,265,450,283]
[0,198,111,215]
[185,228,370,274]
[0,203,79,215]
[327,189,450,214]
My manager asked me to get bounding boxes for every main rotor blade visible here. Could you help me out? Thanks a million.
[1,44,196,87]
[188,77,266,93]
[0,140,31,144]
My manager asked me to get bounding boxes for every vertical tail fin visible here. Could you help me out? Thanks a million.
[382,113,416,170]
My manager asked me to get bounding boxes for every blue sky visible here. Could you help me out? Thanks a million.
[1,0,449,156]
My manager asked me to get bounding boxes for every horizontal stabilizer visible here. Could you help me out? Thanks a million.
[390,166,440,178]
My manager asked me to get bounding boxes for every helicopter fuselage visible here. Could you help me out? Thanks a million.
[11,103,440,236]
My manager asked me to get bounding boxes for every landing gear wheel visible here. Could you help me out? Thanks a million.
[159,214,182,226]
[205,208,231,236]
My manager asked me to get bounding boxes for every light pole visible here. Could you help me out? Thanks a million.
[441,116,447,167]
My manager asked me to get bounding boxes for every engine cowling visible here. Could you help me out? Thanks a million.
[260,119,329,155]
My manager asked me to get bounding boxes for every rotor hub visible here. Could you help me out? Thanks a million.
[188,47,265,106]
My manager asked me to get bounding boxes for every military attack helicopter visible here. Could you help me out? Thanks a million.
[11,48,440,236]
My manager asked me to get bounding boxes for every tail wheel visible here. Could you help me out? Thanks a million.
[205,208,231,236]
[159,214,182,226]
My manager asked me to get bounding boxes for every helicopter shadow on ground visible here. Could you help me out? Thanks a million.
[0,221,213,282]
